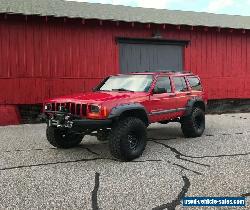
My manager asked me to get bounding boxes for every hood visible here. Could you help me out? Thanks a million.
[46,91,148,104]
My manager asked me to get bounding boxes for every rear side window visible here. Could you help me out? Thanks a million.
[173,77,188,92]
[187,77,202,91]
[153,77,172,94]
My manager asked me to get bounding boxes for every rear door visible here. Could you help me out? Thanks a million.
[149,76,176,123]
[171,76,191,117]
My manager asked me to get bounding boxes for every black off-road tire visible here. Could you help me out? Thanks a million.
[108,117,147,161]
[46,126,83,148]
[181,107,205,138]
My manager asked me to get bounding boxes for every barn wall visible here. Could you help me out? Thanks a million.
[0,14,250,105]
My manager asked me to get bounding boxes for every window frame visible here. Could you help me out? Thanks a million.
[172,76,189,92]
[152,76,173,95]
[186,76,203,91]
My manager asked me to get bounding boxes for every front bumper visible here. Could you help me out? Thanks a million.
[42,111,112,131]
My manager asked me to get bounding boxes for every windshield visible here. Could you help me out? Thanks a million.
[98,75,153,92]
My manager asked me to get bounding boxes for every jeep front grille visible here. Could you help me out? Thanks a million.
[50,102,87,117]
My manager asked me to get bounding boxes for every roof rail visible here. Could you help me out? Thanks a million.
[129,70,193,74]
[155,70,183,73]
[158,70,194,74]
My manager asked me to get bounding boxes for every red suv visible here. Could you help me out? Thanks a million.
[44,71,207,161]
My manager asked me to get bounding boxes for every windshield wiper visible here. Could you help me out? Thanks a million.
[112,88,134,92]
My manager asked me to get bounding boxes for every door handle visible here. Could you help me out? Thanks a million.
[169,94,176,97]
[186,92,191,95]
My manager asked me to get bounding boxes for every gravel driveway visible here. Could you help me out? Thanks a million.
[0,113,249,210]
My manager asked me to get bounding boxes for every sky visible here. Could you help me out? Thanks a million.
[65,0,250,16]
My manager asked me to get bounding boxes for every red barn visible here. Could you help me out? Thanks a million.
[1,0,250,125]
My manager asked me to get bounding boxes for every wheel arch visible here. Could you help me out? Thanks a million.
[108,103,149,126]
[193,101,206,112]
[120,109,149,125]
[185,98,206,116]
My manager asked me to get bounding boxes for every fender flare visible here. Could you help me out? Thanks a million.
[184,97,206,116]
[108,103,149,123]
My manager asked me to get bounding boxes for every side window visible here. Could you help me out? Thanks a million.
[153,77,172,94]
[173,77,188,92]
[187,77,202,91]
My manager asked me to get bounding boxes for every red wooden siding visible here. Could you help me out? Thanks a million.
[0,14,250,105]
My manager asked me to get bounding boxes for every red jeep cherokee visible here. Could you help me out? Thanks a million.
[44,71,207,161]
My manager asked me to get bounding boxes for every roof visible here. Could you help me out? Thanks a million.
[1,0,250,30]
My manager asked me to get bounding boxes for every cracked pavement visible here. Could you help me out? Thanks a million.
[0,113,249,210]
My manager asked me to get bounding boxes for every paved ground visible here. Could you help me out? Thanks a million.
[0,113,249,210]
